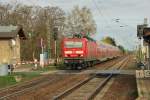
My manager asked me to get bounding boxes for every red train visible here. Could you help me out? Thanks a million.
[62,36,121,69]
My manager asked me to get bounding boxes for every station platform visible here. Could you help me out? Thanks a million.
[136,70,150,100]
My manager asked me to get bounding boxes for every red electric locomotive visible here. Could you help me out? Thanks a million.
[62,36,120,69]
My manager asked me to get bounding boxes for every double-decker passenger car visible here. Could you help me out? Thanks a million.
[62,36,120,69]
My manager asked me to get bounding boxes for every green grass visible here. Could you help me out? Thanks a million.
[34,66,57,72]
[0,75,17,89]
[12,72,41,81]
[0,72,41,89]
[0,63,64,89]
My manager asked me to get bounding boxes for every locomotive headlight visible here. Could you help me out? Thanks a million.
[76,51,83,54]
[65,54,68,57]
[65,51,72,54]
[80,54,83,57]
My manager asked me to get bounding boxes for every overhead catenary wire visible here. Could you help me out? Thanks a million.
[92,0,112,33]
[92,0,120,41]
[91,0,138,50]
[92,0,121,42]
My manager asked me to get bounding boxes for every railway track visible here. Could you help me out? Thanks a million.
[0,74,70,100]
[53,56,129,100]
[53,74,112,100]
[56,56,125,75]
[0,56,129,100]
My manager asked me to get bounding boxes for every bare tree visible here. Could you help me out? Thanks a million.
[0,3,96,61]
[64,6,96,36]
[0,4,12,25]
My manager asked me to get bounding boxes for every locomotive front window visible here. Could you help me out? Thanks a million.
[65,41,82,48]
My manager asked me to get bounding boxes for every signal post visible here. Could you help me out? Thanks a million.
[137,18,150,70]
[143,28,150,69]
[53,27,58,66]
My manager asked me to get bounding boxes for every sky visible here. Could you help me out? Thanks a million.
[0,0,150,50]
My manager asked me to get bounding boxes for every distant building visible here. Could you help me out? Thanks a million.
[0,25,26,64]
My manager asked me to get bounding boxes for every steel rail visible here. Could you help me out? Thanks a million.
[0,56,129,100]
[87,57,129,100]
[0,57,125,98]
[53,56,129,100]
[0,74,51,94]
[87,74,112,100]
[53,75,95,100]
[0,78,58,100]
